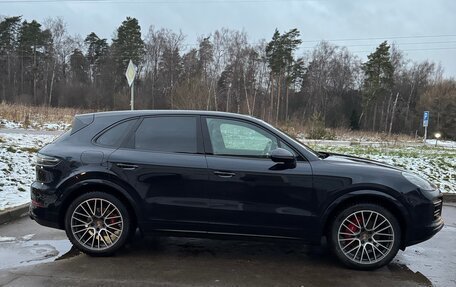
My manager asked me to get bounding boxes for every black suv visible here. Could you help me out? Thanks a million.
[30,110,444,270]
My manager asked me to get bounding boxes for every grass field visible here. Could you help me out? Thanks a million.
[308,143,455,194]
[0,103,88,130]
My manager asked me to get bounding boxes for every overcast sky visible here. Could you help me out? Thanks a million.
[1,0,455,77]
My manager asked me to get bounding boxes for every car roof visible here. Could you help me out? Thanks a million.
[78,110,259,121]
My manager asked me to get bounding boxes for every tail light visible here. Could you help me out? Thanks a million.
[36,154,60,166]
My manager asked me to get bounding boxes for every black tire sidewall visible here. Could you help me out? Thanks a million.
[64,191,131,256]
[330,203,401,270]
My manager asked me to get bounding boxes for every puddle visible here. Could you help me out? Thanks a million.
[0,238,78,270]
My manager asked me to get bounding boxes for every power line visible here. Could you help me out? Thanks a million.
[300,40,456,49]
[180,39,456,49]
[350,47,456,53]
[301,34,456,43]
[0,0,327,4]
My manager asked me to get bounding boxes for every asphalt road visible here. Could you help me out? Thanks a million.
[0,205,455,287]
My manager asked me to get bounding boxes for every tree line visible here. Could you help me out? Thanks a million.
[0,16,455,139]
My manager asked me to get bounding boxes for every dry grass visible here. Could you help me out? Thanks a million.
[279,121,419,142]
[0,103,92,127]
[329,128,418,142]
[0,103,422,142]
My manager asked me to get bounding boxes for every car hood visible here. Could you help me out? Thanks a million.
[319,152,402,172]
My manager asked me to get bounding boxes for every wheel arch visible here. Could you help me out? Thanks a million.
[320,190,410,249]
[57,179,141,231]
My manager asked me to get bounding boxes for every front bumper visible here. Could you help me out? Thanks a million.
[405,194,444,247]
[406,216,444,246]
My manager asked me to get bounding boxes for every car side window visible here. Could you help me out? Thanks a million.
[96,119,137,147]
[134,116,197,154]
[206,118,278,158]
[279,140,298,156]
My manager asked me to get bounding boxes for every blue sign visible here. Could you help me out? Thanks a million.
[423,111,429,127]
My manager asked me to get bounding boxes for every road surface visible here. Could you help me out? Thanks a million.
[0,205,455,286]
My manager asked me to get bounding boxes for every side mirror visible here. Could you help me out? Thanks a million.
[270,148,296,165]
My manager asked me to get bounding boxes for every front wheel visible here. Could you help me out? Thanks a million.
[65,192,131,256]
[330,203,401,270]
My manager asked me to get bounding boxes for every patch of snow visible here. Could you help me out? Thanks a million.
[40,122,70,131]
[0,236,16,242]
[425,139,456,148]
[0,120,22,129]
[0,132,56,211]
[310,143,456,193]
[21,234,35,241]
[0,119,70,131]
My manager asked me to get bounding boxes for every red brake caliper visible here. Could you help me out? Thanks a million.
[109,212,118,225]
[344,215,361,239]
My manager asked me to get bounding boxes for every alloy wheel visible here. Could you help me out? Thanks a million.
[70,198,124,251]
[337,210,395,265]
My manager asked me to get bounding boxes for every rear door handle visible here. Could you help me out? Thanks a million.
[214,171,236,178]
[116,163,138,170]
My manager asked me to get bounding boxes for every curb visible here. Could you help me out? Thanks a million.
[443,193,456,203]
[0,203,29,225]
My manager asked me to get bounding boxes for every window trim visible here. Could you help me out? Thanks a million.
[120,115,204,155]
[201,116,306,161]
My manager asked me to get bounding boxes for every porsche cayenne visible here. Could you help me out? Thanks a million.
[30,110,444,270]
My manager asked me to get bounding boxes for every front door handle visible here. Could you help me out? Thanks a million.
[116,163,138,170]
[214,171,236,178]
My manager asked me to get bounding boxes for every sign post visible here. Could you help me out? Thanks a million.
[423,111,429,143]
[125,60,137,110]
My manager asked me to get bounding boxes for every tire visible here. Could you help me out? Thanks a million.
[330,203,401,270]
[64,192,131,256]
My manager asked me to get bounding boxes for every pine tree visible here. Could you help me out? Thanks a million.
[360,41,394,130]
[266,28,302,123]
[112,17,145,89]
[17,20,51,104]
[69,48,89,85]
[0,16,22,101]
[85,32,108,84]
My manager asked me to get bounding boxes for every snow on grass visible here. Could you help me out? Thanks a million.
[308,143,456,193]
[425,139,456,148]
[0,132,56,211]
[0,119,70,131]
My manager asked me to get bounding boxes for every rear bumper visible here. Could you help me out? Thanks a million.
[30,181,62,230]
[29,201,61,229]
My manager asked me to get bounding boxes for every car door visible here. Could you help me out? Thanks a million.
[202,117,314,238]
[108,115,210,232]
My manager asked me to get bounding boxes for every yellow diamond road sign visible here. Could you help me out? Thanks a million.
[125,60,137,87]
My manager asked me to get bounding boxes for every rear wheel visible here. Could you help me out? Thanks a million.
[65,192,130,256]
[330,203,401,270]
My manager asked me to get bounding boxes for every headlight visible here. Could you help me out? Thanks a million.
[36,153,60,166]
[402,172,436,191]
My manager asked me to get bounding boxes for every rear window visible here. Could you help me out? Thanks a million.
[96,119,137,147]
[134,116,197,153]
[71,114,94,135]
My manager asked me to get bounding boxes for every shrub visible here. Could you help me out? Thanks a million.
[306,113,336,140]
